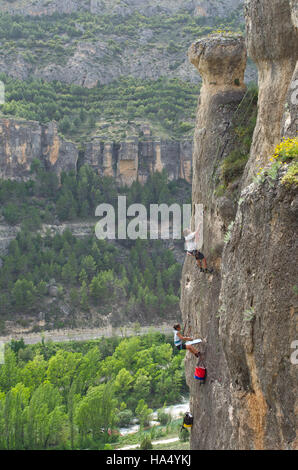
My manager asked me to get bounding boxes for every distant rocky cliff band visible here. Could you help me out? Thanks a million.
[0,118,192,185]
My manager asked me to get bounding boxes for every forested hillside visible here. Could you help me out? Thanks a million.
[0,2,245,87]
[0,74,200,141]
[0,169,190,334]
[0,0,256,332]
[0,332,187,449]
[0,1,254,142]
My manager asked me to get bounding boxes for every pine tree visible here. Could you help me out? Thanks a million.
[80,281,89,311]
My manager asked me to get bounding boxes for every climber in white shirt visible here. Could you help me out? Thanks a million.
[183,225,213,274]
[173,323,200,357]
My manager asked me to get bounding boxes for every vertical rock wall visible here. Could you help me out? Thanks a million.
[181,1,297,450]
[180,34,248,450]
[0,118,78,179]
[242,0,298,185]
[84,137,193,185]
[281,1,298,139]
[0,117,193,185]
[188,34,247,251]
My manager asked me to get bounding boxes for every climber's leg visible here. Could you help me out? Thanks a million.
[186,344,199,357]
[196,251,213,274]
[203,259,214,274]
[196,259,202,268]
[195,251,205,272]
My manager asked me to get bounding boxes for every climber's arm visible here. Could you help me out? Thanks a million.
[178,332,192,342]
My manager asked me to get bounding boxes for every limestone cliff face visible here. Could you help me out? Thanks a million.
[195,0,243,18]
[218,173,298,450]
[182,172,298,449]
[242,0,298,185]
[0,118,78,179]
[181,1,297,451]
[181,33,249,450]
[84,137,193,186]
[0,116,192,185]
[188,34,247,251]
[281,2,298,139]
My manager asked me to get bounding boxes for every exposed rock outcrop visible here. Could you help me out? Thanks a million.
[0,118,78,179]
[85,137,193,186]
[181,0,297,451]
[281,2,298,139]
[218,173,298,450]
[1,0,243,18]
[195,0,243,18]
[0,116,192,185]
[242,0,298,185]
[0,224,20,256]
[188,34,247,249]
[0,1,255,89]
[181,32,249,450]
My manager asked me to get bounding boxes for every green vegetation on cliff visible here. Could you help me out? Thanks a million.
[0,231,182,325]
[215,85,258,197]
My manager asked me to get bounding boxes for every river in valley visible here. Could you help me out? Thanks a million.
[119,398,189,436]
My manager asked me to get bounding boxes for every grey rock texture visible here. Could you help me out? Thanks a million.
[0,39,256,89]
[188,34,247,250]
[1,0,243,18]
[0,118,78,179]
[217,174,298,450]
[242,0,298,186]
[281,3,298,139]
[181,1,298,451]
[281,62,298,139]
[181,32,249,450]
[183,172,297,450]
[0,224,20,255]
[1,0,89,16]
[195,0,243,17]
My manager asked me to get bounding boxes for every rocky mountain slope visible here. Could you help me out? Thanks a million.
[181,0,297,450]
[0,0,252,88]
[2,0,243,18]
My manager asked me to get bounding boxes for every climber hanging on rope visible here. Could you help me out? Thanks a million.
[183,225,213,274]
[173,323,202,358]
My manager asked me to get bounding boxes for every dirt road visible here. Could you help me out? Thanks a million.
[117,437,180,450]
[0,324,174,345]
